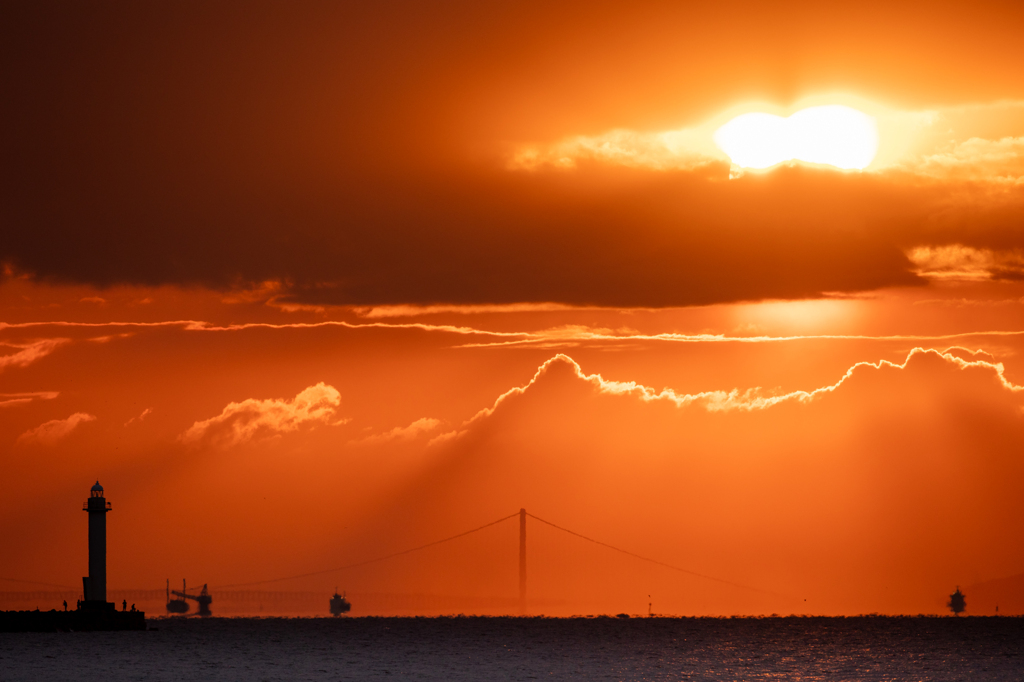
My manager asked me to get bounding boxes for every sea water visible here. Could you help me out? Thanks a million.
[1,616,1021,681]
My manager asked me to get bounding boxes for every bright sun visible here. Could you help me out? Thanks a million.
[713,105,878,170]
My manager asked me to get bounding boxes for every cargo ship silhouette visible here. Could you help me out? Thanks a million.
[166,579,213,616]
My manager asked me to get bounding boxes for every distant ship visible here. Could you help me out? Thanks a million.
[167,579,213,616]
[949,586,967,616]
[330,590,351,616]
[166,579,189,614]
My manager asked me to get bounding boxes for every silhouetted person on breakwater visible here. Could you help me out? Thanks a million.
[63,600,67,612]
[122,599,127,611]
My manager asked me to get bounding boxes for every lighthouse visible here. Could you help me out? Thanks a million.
[82,481,112,607]
[0,481,146,630]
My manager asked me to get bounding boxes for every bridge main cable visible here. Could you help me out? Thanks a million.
[214,512,520,589]
[526,512,790,599]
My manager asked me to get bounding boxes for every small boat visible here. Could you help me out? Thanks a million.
[329,590,351,616]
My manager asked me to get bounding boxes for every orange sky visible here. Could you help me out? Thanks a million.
[3,0,1024,616]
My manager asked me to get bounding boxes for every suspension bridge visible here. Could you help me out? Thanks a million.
[2,509,784,615]
[212,509,783,610]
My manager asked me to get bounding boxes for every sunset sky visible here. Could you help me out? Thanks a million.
[3,0,1024,616]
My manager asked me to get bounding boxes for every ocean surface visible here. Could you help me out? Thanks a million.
[1,616,1021,681]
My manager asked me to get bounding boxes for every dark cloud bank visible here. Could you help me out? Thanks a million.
[3,1,1024,306]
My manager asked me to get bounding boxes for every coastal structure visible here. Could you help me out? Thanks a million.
[83,481,111,606]
[0,482,145,631]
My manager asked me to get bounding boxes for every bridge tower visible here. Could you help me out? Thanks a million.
[82,480,112,607]
[519,508,527,614]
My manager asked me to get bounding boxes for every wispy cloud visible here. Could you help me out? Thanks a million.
[181,383,344,448]
[0,318,527,339]
[455,326,1024,349]
[124,407,152,427]
[0,391,59,408]
[353,303,592,318]
[0,338,69,371]
[183,320,528,337]
[0,320,197,331]
[353,417,440,445]
[7,318,1024,350]
[17,412,96,445]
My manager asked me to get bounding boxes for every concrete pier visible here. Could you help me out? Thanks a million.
[0,608,145,632]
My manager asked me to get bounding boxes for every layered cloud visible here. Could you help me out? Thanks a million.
[17,412,96,445]
[181,383,343,447]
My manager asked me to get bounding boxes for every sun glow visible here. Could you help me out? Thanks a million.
[714,105,878,170]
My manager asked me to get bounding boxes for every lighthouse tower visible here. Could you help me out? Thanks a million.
[82,481,112,608]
